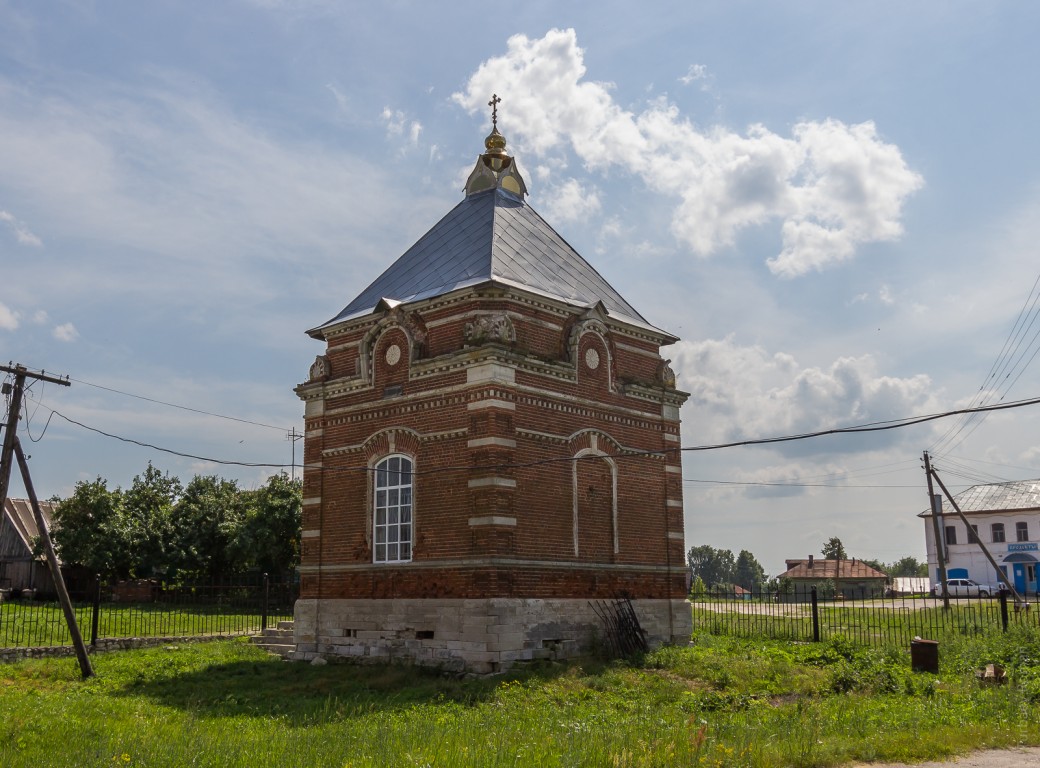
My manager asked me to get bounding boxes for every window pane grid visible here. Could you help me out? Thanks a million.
[992,523,1005,543]
[373,455,413,564]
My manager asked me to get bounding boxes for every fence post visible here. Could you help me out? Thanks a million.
[811,586,820,642]
[999,588,1009,632]
[261,572,269,631]
[90,573,101,647]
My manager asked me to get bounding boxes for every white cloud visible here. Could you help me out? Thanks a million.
[879,285,895,305]
[325,82,350,114]
[540,178,601,223]
[381,107,421,147]
[31,310,48,324]
[0,70,421,328]
[0,209,42,246]
[679,63,709,87]
[0,301,19,330]
[453,29,923,276]
[672,336,937,453]
[52,322,79,341]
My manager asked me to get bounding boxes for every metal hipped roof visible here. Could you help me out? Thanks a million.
[311,187,665,337]
[919,480,1040,517]
[953,480,1040,512]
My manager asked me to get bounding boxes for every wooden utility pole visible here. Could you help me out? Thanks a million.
[287,426,303,482]
[928,463,1022,603]
[923,452,950,610]
[0,363,93,678]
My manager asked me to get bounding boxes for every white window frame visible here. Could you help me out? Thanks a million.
[373,454,413,564]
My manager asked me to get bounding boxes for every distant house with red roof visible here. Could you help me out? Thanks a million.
[778,554,887,599]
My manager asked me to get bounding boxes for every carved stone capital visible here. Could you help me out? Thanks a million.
[658,359,676,389]
[309,355,330,382]
[464,314,515,345]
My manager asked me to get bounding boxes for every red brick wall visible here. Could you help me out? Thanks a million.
[297,289,687,602]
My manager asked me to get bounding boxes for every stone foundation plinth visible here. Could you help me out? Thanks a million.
[292,597,691,673]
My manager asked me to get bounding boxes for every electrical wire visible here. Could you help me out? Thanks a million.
[66,376,289,431]
[35,392,1040,479]
[931,270,1040,456]
[681,477,922,489]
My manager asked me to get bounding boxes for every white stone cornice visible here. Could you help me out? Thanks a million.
[467,437,517,448]
[467,398,515,411]
[300,559,684,574]
[467,477,517,489]
[468,516,517,527]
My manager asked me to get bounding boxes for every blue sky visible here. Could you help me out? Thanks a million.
[3,1,1040,575]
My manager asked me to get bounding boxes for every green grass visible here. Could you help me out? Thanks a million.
[2,631,1040,767]
[0,601,293,648]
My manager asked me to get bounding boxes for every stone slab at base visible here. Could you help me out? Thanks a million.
[292,597,692,673]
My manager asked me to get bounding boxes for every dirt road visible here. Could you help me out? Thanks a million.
[850,747,1040,767]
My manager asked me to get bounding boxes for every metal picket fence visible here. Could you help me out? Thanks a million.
[0,574,295,651]
[689,586,1037,648]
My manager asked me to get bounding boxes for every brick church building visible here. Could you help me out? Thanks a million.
[293,107,690,672]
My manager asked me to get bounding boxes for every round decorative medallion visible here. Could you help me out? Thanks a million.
[385,344,402,366]
[585,347,600,370]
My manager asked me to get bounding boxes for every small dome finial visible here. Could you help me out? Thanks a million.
[488,94,501,129]
[464,93,528,198]
[484,94,507,158]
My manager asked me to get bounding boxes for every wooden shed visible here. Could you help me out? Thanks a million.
[0,498,58,596]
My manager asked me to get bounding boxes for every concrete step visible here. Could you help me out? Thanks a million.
[255,628,293,640]
[252,621,295,658]
[253,641,295,658]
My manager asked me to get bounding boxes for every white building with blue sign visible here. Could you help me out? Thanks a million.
[920,480,1040,596]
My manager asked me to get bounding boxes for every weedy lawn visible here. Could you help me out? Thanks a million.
[2,630,1040,767]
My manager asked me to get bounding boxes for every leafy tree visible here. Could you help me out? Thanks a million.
[122,463,182,578]
[231,473,301,580]
[734,549,766,590]
[53,464,302,584]
[861,558,887,574]
[52,477,132,578]
[689,575,706,595]
[687,544,736,588]
[821,537,847,561]
[168,475,245,582]
[888,556,926,577]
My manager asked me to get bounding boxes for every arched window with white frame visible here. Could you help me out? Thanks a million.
[373,454,413,563]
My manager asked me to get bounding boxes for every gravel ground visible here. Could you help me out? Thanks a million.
[849,747,1040,767]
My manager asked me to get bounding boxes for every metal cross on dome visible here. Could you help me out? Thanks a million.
[488,94,501,129]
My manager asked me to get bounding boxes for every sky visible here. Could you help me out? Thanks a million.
[3,1,1040,576]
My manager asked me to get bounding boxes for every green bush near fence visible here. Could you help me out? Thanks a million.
[0,600,294,649]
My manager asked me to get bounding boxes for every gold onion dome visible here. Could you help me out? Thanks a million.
[465,94,527,197]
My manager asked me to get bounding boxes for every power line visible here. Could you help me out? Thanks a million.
[36,392,1040,479]
[682,478,922,489]
[930,270,1040,456]
[66,376,289,431]
[45,409,287,469]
